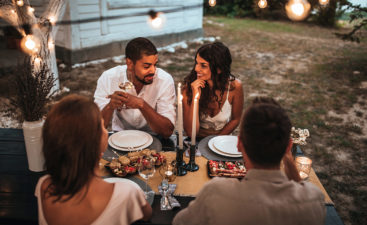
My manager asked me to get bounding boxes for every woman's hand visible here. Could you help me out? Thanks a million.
[191,79,205,99]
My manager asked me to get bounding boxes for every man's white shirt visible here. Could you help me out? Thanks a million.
[94,65,176,133]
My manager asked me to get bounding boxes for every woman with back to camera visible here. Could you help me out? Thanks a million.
[35,94,152,225]
[183,42,244,139]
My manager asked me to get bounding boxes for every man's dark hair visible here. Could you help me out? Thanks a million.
[125,37,158,63]
[240,98,292,167]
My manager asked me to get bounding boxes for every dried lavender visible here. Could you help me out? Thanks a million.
[11,57,56,122]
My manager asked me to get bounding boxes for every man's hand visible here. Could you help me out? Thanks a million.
[119,92,144,109]
[107,91,125,109]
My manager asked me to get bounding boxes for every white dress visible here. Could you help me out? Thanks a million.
[35,175,147,225]
[200,84,232,131]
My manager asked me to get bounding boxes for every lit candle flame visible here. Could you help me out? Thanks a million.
[258,0,267,9]
[16,0,24,7]
[209,0,216,7]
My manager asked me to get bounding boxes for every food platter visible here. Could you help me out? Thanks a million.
[108,130,153,151]
[207,160,246,178]
[208,136,242,158]
[104,149,165,177]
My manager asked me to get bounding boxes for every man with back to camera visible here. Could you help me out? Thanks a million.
[94,37,175,138]
[173,97,326,225]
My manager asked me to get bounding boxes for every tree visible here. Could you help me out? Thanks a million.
[0,0,66,90]
[335,0,367,43]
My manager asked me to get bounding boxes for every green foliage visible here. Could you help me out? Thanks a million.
[11,57,56,122]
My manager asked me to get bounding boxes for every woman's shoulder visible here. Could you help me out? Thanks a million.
[229,78,242,91]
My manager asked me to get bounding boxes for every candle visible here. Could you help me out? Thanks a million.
[177,83,183,149]
[191,93,199,145]
[295,156,312,180]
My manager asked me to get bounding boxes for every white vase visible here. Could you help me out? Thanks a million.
[22,120,45,172]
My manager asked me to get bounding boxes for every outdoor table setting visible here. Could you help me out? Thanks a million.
[0,128,344,225]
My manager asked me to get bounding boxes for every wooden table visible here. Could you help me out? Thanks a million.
[0,128,344,225]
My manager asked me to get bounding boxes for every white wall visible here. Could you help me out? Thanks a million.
[56,0,203,50]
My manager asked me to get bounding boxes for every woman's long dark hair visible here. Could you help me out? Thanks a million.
[42,94,102,202]
[184,42,235,116]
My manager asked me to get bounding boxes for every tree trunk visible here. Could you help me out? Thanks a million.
[0,0,66,91]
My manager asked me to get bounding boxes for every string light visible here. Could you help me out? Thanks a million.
[16,0,24,7]
[49,16,56,25]
[28,6,35,13]
[285,0,311,21]
[208,0,216,7]
[258,0,268,9]
[48,39,54,50]
[20,35,40,55]
[319,0,329,6]
[148,10,165,29]
[11,9,15,14]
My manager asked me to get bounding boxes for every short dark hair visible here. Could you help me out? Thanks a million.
[240,98,292,167]
[125,37,158,63]
[42,94,102,202]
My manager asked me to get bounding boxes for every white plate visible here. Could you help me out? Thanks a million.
[213,136,241,155]
[111,130,150,148]
[108,131,153,152]
[208,137,242,158]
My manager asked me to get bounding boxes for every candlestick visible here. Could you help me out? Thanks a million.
[185,145,199,172]
[191,93,199,145]
[177,83,183,149]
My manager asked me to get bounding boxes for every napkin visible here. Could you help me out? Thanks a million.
[158,183,181,210]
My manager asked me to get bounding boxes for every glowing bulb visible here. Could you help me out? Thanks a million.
[11,9,15,14]
[319,0,329,5]
[49,16,56,25]
[285,0,311,21]
[209,0,216,7]
[258,0,267,8]
[16,0,24,6]
[148,11,165,29]
[291,3,304,16]
[20,35,40,55]
[48,39,54,50]
[28,7,35,13]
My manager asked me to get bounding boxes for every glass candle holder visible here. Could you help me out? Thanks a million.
[295,156,312,180]
[159,160,177,182]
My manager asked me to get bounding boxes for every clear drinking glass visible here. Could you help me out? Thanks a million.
[295,156,312,180]
[138,156,156,199]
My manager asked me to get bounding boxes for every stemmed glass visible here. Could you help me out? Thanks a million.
[138,156,156,199]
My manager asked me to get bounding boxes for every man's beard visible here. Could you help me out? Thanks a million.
[135,73,154,85]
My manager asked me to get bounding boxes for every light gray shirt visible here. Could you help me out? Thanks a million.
[173,169,326,225]
[94,65,176,132]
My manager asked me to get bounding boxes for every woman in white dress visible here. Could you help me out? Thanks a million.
[183,42,244,139]
[35,94,152,225]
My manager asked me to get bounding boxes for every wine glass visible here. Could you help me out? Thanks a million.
[117,80,134,110]
[138,156,156,199]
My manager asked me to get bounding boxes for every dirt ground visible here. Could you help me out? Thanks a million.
[1,16,367,225]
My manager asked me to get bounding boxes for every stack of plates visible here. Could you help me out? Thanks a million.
[108,130,153,151]
[208,135,242,158]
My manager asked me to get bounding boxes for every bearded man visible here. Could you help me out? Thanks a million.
[94,37,175,138]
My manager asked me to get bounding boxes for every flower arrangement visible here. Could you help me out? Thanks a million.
[11,56,56,122]
[291,127,310,145]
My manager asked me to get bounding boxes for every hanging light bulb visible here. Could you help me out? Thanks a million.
[48,39,55,50]
[11,9,16,14]
[208,0,216,7]
[20,35,40,55]
[28,6,35,14]
[319,0,329,6]
[258,0,268,9]
[16,0,24,7]
[49,16,56,25]
[148,10,165,29]
[285,0,311,21]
